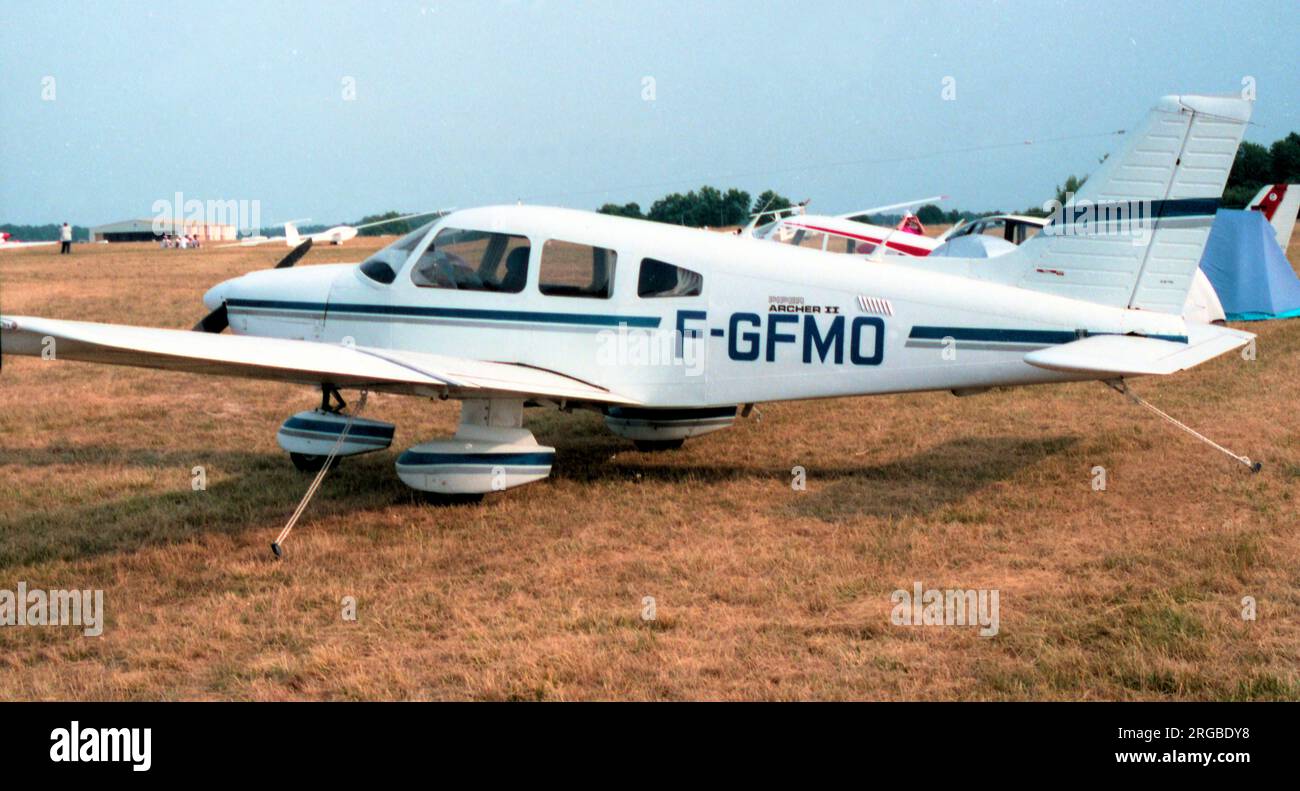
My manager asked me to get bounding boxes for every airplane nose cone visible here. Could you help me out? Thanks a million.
[203,279,236,311]
[200,265,348,317]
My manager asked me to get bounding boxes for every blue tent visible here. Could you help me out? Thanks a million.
[1199,209,1300,321]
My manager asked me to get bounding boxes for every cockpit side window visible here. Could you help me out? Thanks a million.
[638,258,702,298]
[410,228,531,293]
[539,239,617,299]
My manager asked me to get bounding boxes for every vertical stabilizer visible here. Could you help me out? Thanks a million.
[987,95,1252,314]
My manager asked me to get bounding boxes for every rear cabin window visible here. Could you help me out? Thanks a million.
[539,240,617,299]
[637,258,703,298]
[410,228,530,293]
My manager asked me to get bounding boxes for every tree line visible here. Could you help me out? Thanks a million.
[600,187,1011,229]
[0,223,90,242]
[599,188,793,228]
[1224,132,1300,207]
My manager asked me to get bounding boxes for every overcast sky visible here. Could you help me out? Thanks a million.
[2,0,1298,226]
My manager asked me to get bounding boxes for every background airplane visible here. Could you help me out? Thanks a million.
[745,196,948,257]
[223,210,445,248]
[0,231,57,250]
[1248,183,1300,250]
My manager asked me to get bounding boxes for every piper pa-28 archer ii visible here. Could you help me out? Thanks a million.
[0,94,1263,509]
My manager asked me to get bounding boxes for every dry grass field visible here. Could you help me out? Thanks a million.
[1,234,1297,701]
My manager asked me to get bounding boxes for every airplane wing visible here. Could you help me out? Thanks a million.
[0,315,638,405]
[216,237,282,248]
[1023,324,1252,378]
[350,209,454,232]
[837,195,947,220]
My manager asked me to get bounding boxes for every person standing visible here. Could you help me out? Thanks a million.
[59,222,72,254]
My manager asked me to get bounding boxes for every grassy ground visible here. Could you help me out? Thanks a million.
[0,235,1297,700]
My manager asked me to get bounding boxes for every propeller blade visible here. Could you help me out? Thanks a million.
[275,239,312,268]
[192,304,229,333]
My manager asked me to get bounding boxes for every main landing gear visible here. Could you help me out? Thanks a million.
[396,399,555,497]
[603,405,739,451]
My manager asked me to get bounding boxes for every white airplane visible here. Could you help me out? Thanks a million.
[224,211,443,248]
[0,95,1261,513]
[746,196,948,257]
[0,231,57,251]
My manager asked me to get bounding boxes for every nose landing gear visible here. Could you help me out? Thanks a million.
[278,385,395,472]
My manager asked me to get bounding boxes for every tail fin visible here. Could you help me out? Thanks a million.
[284,222,301,247]
[987,95,1252,314]
[1248,183,1299,252]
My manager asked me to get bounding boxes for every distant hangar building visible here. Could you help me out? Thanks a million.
[89,219,237,243]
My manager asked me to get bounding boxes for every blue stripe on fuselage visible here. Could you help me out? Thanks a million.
[227,298,661,328]
[909,326,1188,345]
[909,326,1079,345]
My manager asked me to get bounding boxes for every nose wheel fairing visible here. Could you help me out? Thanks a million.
[276,409,396,459]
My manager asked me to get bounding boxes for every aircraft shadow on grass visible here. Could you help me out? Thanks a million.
[776,434,1078,522]
[0,433,1075,567]
[554,432,1078,520]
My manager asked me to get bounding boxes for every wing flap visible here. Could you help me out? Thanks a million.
[1023,324,1253,377]
[0,315,636,405]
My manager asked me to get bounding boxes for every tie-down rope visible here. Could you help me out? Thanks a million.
[1105,380,1260,473]
[272,390,369,558]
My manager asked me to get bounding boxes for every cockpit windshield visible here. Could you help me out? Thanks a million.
[358,220,438,284]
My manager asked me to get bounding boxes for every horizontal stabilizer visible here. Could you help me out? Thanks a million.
[0,315,637,405]
[1023,324,1252,377]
